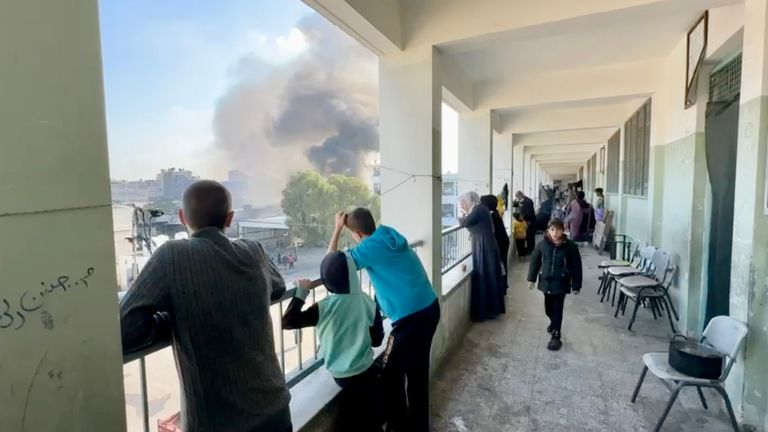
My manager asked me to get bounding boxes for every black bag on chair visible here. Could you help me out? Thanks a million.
[668,339,724,379]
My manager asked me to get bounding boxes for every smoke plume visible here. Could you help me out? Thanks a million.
[212,14,379,204]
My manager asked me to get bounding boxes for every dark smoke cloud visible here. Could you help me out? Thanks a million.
[308,118,378,176]
[212,14,379,204]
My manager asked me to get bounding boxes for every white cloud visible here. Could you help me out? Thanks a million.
[276,27,308,55]
[242,28,309,64]
[247,31,269,48]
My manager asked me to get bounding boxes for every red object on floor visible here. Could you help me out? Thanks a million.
[158,412,182,432]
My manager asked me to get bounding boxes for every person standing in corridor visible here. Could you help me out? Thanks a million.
[459,192,506,321]
[515,191,537,254]
[527,219,583,351]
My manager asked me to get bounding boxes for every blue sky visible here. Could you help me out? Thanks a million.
[99,0,314,180]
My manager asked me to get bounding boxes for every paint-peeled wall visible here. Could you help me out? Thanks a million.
[654,134,708,332]
[0,1,126,430]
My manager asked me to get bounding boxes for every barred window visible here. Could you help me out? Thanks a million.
[623,99,651,196]
[606,130,620,193]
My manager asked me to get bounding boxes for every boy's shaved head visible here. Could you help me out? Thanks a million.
[345,207,376,236]
[182,180,232,230]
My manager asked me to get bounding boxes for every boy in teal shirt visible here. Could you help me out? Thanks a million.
[330,208,440,432]
[282,250,383,432]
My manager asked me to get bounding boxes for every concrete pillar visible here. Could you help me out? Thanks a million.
[728,0,768,425]
[379,47,442,295]
[617,125,627,233]
[458,110,492,195]
[513,144,524,195]
[492,132,512,196]
[0,1,126,430]
[523,152,532,197]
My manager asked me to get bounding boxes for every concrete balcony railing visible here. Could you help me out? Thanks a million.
[441,225,472,275]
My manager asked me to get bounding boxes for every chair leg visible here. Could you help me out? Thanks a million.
[612,280,618,306]
[600,277,611,302]
[614,292,624,318]
[654,383,683,432]
[665,293,679,321]
[696,386,708,410]
[650,298,659,320]
[712,385,741,432]
[598,272,608,295]
[621,293,629,315]
[661,298,678,333]
[631,365,648,403]
[628,297,642,331]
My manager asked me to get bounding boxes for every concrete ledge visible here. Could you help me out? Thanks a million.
[442,256,473,298]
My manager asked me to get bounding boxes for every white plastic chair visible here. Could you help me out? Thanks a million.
[614,250,679,332]
[631,316,748,432]
[601,245,656,305]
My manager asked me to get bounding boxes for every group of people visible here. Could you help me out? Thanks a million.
[120,180,440,432]
[456,187,584,351]
[119,179,586,431]
[276,252,297,269]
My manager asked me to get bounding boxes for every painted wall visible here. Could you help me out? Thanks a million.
[458,111,492,195]
[431,276,472,378]
[492,132,512,196]
[379,48,444,296]
[0,1,126,430]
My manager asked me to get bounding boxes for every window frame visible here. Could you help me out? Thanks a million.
[623,99,652,196]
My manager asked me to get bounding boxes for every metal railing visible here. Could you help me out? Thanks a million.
[122,241,422,432]
[441,225,471,274]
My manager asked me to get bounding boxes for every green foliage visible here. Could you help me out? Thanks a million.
[281,171,379,246]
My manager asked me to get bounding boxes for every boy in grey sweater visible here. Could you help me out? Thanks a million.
[120,180,292,432]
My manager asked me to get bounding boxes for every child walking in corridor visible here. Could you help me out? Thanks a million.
[512,212,528,261]
[527,219,583,351]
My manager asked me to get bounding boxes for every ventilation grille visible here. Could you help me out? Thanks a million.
[709,53,742,104]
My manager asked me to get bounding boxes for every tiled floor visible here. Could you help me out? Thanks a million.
[430,245,738,431]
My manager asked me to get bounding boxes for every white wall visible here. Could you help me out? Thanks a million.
[379,48,443,296]
[458,111,492,195]
[0,1,126,430]
[492,132,512,195]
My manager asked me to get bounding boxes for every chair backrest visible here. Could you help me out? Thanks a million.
[702,316,749,380]
[650,250,671,282]
[628,239,642,262]
[638,246,656,271]
[660,265,677,293]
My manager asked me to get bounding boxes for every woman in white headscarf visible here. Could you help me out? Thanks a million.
[458,191,506,321]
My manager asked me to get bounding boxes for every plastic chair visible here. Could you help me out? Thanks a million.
[601,245,656,305]
[631,316,748,432]
[614,257,679,333]
[597,239,642,296]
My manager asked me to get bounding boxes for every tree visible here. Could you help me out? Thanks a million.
[281,171,378,246]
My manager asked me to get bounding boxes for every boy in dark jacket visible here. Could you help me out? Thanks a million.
[527,219,583,351]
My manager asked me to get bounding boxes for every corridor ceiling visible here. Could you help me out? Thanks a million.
[304,0,744,177]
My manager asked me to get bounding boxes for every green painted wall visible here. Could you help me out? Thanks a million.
[623,196,651,243]
[728,95,768,429]
[653,133,709,334]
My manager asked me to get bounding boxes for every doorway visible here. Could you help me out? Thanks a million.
[704,53,742,324]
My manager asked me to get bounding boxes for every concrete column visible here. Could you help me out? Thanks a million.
[728,0,768,425]
[617,125,627,232]
[512,143,524,196]
[0,1,126,430]
[379,47,442,296]
[458,110,492,195]
[492,132,512,196]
